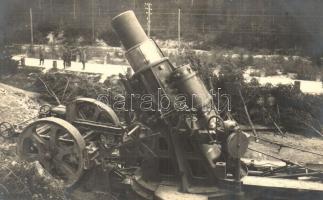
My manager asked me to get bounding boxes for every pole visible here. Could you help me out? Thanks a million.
[148,4,151,37]
[238,89,258,139]
[73,0,76,19]
[38,0,42,9]
[202,15,205,33]
[30,8,34,46]
[91,0,95,42]
[145,3,152,37]
[50,0,53,16]
[178,8,181,51]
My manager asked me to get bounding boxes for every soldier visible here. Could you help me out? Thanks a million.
[20,56,25,67]
[39,48,45,66]
[104,52,110,64]
[67,48,72,67]
[80,49,87,70]
[62,49,68,69]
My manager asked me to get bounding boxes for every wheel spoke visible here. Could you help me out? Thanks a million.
[61,133,70,139]
[36,125,52,137]
[56,145,75,160]
[49,126,59,151]
[56,160,77,180]
[78,110,87,119]
[92,108,101,121]
[31,133,47,148]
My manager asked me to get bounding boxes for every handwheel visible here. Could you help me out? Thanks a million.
[17,117,86,187]
[39,104,52,117]
[39,104,52,115]
[0,122,14,138]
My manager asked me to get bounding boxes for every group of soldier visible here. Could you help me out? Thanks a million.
[38,47,87,70]
[62,48,87,70]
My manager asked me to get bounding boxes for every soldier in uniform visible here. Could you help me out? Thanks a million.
[80,49,87,70]
[62,49,68,69]
[39,48,45,66]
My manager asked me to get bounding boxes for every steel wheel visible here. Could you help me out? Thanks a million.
[66,98,120,126]
[17,117,86,187]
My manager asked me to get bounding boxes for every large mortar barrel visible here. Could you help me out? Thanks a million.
[112,10,165,73]
[112,10,149,51]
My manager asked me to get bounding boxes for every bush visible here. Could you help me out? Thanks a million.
[0,48,18,75]
[202,62,323,137]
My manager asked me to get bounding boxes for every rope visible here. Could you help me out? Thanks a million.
[248,147,322,173]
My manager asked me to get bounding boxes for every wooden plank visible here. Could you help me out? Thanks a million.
[242,176,323,191]
[241,158,286,168]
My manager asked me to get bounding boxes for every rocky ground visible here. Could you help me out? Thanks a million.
[0,83,40,124]
[0,82,66,200]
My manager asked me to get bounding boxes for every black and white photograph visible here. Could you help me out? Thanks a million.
[0,0,323,199]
